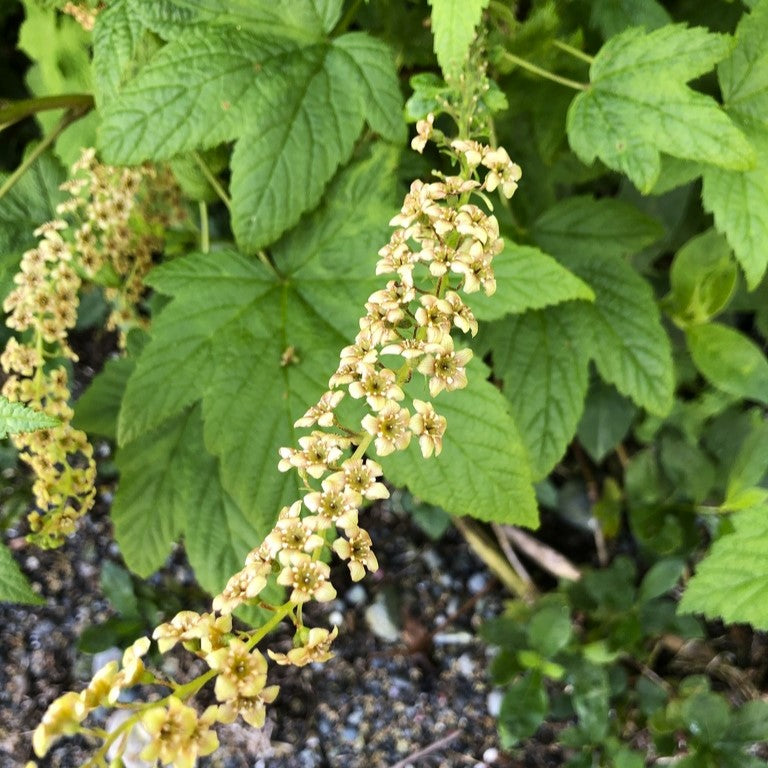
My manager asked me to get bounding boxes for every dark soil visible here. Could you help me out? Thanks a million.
[0,492,564,768]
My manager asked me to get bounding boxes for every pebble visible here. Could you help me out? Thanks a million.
[91,647,122,674]
[364,597,400,642]
[421,548,443,571]
[456,653,475,677]
[345,584,367,606]
[468,572,489,594]
[487,689,503,717]
[328,609,344,627]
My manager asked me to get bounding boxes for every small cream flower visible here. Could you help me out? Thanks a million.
[444,291,478,336]
[277,432,348,478]
[327,458,389,500]
[303,476,361,532]
[263,507,325,561]
[417,338,473,397]
[294,390,344,428]
[451,139,484,168]
[213,558,272,614]
[206,640,268,701]
[269,625,339,667]
[414,295,453,343]
[411,113,435,153]
[217,686,280,728]
[361,401,412,456]
[276,553,337,603]
[348,366,405,411]
[153,612,232,654]
[409,399,447,457]
[333,526,379,581]
[33,692,87,757]
[120,636,150,686]
[140,697,217,768]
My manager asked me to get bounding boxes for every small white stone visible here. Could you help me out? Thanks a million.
[421,548,442,571]
[364,598,400,642]
[483,747,499,764]
[456,653,475,677]
[346,584,367,605]
[328,610,344,627]
[433,631,473,646]
[91,647,122,675]
[467,572,488,594]
[487,689,503,717]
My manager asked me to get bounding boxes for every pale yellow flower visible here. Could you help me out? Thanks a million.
[206,640,268,701]
[140,697,206,768]
[411,113,434,153]
[329,457,389,500]
[213,558,272,614]
[361,401,412,456]
[348,366,404,411]
[276,553,337,603]
[217,686,279,728]
[33,692,86,757]
[333,526,379,581]
[294,390,345,428]
[417,338,472,397]
[409,399,447,457]
[269,626,339,667]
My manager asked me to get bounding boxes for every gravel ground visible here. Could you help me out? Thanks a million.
[0,494,562,768]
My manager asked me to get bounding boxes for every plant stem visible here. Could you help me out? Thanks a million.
[199,201,210,253]
[192,152,232,211]
[0,107,89,201]
[487,0,517,28]
[499,51,588,91]
[552,39,594,64]
[332,0,363,36]
[245,602,295,649]
[0,93,93,131]
[173,668,217,699]
[452,516,534,600]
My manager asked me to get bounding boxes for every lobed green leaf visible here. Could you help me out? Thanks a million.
[686,323,768,405]
[0,543,43,605]
[119,150,396,553]
[567,25,754,192]
[532,196,663,259]
[382,359,538,528]
[485,303,591,479]
[468,243,594,322]
[0,396,59,438]
[680,505,768,629]
[427,0,489,78]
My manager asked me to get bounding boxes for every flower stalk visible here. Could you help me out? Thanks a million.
[31,117,523,765]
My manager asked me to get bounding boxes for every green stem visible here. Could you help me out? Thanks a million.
[332,0,363,36]
[192,152,232,211]
[452,516,534,600]
[173,668,217,699]
[350,433,374,461]
[0,93,93,131]
[0,107,90,201]
[245,601,295,649]
[199,201,210,253]
[499,51,588,91]
[488,0,517,28]
[256,250,277,274]
[552,39,594,64]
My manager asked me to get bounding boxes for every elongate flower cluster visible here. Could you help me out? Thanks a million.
[2,149,182,547]
[31,123,521,767]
